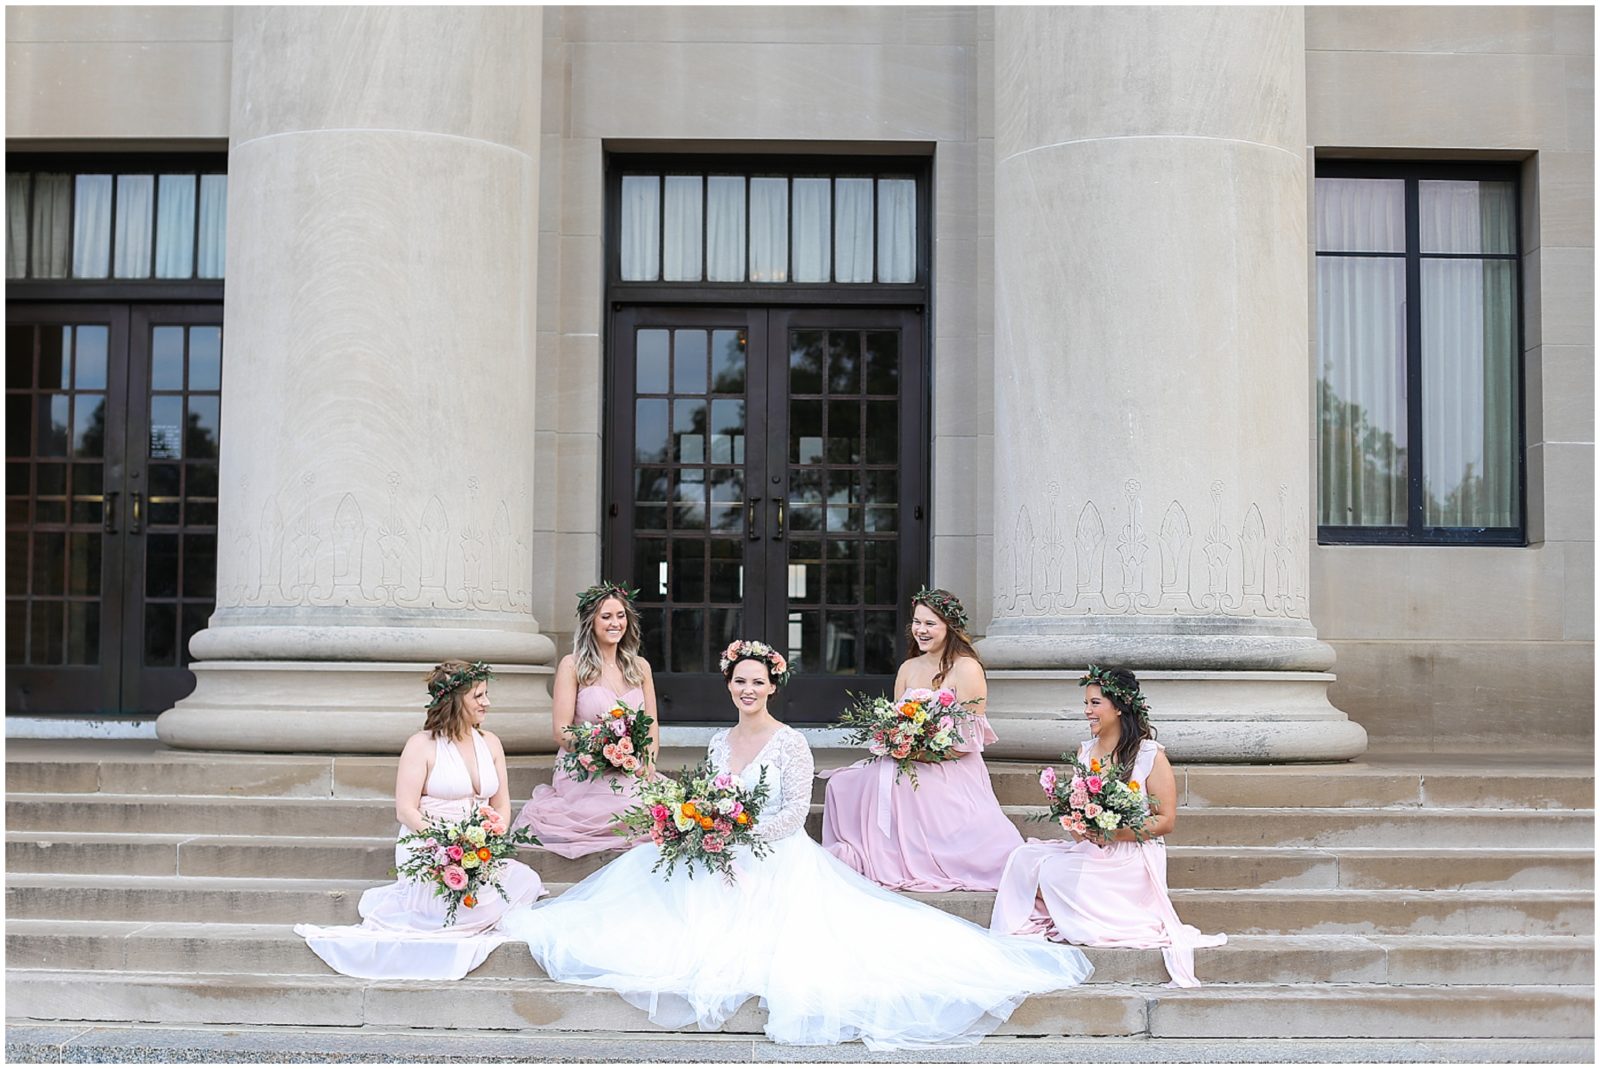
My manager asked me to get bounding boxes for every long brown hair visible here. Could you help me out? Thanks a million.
[422,660,483,741]
[1091,667,1157,778]
[573,593,647,689]
[904,591,984,688]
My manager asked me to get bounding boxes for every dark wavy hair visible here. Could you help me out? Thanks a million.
[1087,666,1157,778]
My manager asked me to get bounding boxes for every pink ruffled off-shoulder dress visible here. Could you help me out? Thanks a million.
[988,738,1227,987]
[512,683,646,858]
[820,694,1023,892]
[296,729,546,980]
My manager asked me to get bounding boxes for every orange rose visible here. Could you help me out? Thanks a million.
[476,847,493,861]
[1090,759,1101,773]
[610,706,626,718]
[698,816,714,830]
[682,803,698,818]
[1128,780,1141,793]
[735,812,750,825]
[899,703,918,718]
[462,894,477,908]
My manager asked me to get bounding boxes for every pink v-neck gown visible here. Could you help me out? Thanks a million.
[821,698,1023,892]
[296,730,546,980]
[988,739,1227,987]
[512,683,646,858]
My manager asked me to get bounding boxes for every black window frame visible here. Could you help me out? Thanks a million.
[5,152,228,303]
[604,153,932,307]
[1314,159,1527,547]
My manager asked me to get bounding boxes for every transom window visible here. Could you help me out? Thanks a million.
[7,164,227,281]
[1314,161,1523,545]
[614,162,921,286]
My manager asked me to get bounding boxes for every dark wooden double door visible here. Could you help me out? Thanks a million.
[607,307,927,724]
[6,303,222,715]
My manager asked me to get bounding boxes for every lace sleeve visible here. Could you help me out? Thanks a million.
[754,728,814,842]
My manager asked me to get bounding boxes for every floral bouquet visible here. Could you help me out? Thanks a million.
[1036,753,1156,843]
[558,696,654,790]
[837,687,983,788]
[395,803,541,925]
[618,760,772,882]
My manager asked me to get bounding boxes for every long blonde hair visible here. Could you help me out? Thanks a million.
[573,593,647,689]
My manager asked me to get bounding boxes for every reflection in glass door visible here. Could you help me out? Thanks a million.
[4,304,222,714]
[607,307,925,724]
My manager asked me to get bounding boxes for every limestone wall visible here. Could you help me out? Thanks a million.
[1305,6,1594,749]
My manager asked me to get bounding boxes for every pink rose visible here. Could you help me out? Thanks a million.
[602,743,620,763]
[701,835,725,854]
[433,848,450,865]
[618,737,634,755]
[1039,767,1058,794]
[729,801,743,818]
[650,804,670,822]
[712,772,734,791]
[1085,775,1105,794]
[1084,802,1103,819]
[1069,790,1089,809]
[714,818,733,835]
[445,845,464,861]
[770,653,787,674]
[1070,776,1085,791]
[1058,814,1074,830]
[938,716,954,732]
[869,742,888,756]
[620,755,639,773]
[441,865,468,890]
[578,754,595,770]
[936,689,957,707]
[891,743,911,760]
[650,826,665,846]
[723,641,742,661]
[423,837,439,850]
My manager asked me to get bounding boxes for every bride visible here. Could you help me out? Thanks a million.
[500,639,1093,1050]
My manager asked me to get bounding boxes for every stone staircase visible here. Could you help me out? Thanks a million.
[4,740,1594,1061]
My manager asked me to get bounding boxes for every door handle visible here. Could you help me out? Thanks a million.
[104,492,119,534]
[747,497,762,542]
[770,496,785,541]
[130,492,143,535]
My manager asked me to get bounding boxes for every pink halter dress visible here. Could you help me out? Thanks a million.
[988,738,1227,987]
[512,683,647,858]
[296,729,546,979]
[820,692,1023,892]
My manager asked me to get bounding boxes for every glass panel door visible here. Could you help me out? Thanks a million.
[608,307,926,725]
[6,306,130,713]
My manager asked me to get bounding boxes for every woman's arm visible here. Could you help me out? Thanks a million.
[549,655,578,749]
[640,659,661,763]
[484,731,514,825]
[752,731,815,841]
[942,657,989,758]
[394,733,433,833]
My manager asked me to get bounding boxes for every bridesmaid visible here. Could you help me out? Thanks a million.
[989,666,1226,987]
[512,580,660,856]
[821,587,1023,891]
[296,660,546,980]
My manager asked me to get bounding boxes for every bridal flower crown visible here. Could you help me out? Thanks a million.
[576,580,640,618]
[911,586,970,633]
[1078,664,1151,726]
[719,640,793,687]
[427,661,494,712]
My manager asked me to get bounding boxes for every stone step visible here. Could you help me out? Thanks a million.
[8,831,1592,892]
[8,920,1592,987]
[4,970,1591,1039]
[9,794,1592,848]
[7,874,1591,936]
[9,741,1592,810]
[4,1023,1594,1066]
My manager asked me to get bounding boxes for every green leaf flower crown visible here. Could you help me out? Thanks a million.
[1079,664,1151,726]
[719,639,793,687]
[576,580,640,618]
[427,661,494,712]
[911,586,971,633]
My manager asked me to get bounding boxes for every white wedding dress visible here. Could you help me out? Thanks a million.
[499,725,1092,1050]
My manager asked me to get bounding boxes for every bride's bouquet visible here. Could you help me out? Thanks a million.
[1036,753,1156,843]
[837,687,983,788]
[558,697,654,789]
[395,803,541,925]
[619,760,772,882]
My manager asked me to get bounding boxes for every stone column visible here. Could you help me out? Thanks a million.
[157,8,556,753]
[983,7,1367,761]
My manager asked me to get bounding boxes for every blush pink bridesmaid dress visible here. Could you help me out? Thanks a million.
[512,683,646,858]
[296,729,546,980]
[821,696,1023,892]
[988,738,1227,987]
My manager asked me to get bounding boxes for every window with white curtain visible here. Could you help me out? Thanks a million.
[615,161,922,287]
[1315,165,1523,544]
[6,163,227,282]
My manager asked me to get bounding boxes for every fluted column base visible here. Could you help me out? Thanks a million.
[156,662,555,754]
[984,669,1369,764]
